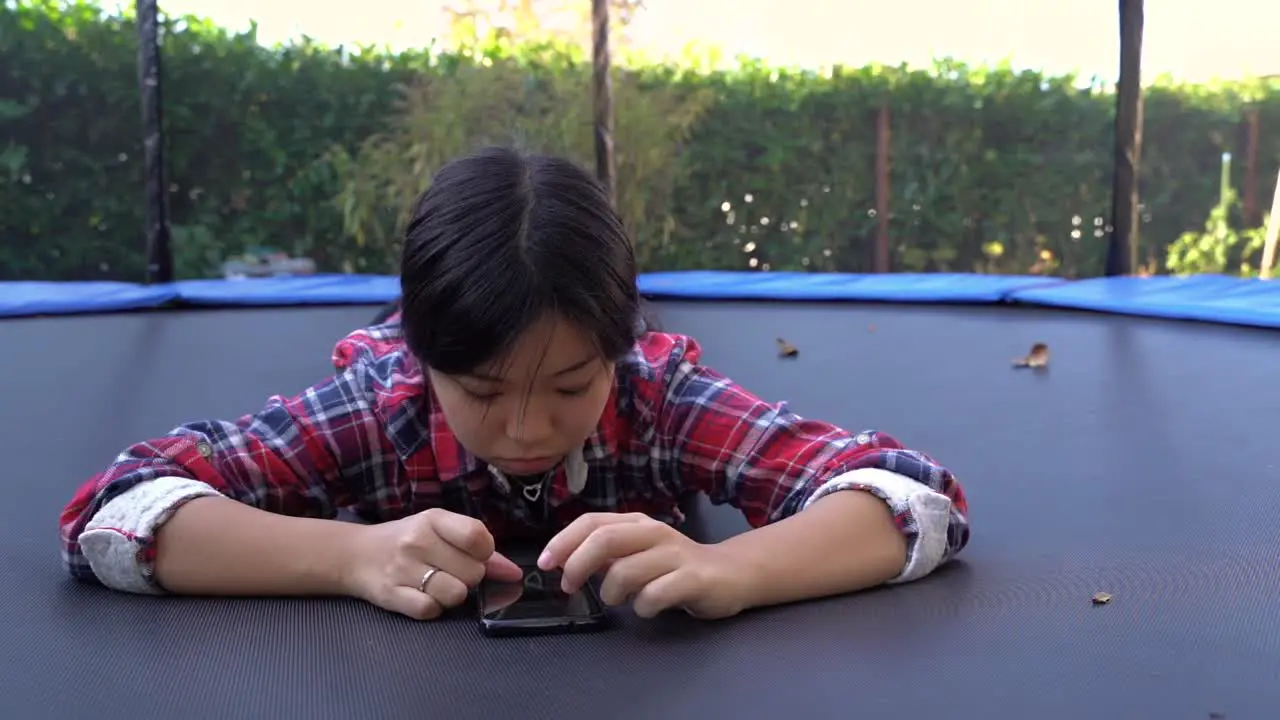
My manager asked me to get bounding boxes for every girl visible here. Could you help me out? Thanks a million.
[59,147,970,621]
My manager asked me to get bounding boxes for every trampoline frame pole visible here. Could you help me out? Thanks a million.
[1106,0,1144,277]
[136,0,174,284]
[591,0,616,209]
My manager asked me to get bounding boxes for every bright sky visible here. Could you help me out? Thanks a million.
[141,0,1278,83]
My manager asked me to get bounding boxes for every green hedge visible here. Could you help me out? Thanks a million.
[3,0,1278,281]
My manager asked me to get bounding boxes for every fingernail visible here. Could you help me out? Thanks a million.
[537,550,552,569]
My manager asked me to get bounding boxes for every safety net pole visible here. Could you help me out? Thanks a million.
[136,0,174,284]
[591,0,615,208]
[1105,0,1144,276]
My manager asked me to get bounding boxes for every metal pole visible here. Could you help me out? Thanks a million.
[1105,0,1144,276]
[591,0,616,208]
[873,102,891,273]
[137,0,174,284]
[1259,168,1280,279]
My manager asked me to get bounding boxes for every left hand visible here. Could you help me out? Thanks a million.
[537,512,748,620]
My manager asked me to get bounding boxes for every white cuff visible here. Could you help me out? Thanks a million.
[80,476,222,594]
[802,467,953,584]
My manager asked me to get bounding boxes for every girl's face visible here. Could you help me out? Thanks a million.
[428,314,616,476]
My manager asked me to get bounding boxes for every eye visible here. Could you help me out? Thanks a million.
[462,387,502,402]
[556,389,585,398]
[556,385,592,397]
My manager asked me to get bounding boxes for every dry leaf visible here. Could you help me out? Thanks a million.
[1091,591,1112,605]
[776,337,799,358]
[1013,342,1050,368]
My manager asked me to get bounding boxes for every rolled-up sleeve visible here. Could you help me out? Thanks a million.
[802,463,964,583]
[58,363,399,593]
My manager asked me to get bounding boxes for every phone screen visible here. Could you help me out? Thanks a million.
[478,567,606,629]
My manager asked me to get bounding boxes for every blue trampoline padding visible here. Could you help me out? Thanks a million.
[172,274,401,306]
[1009,275,1280,328]
[636,271,1063,302]
[0,281,179,317]
[7,274,1280,329]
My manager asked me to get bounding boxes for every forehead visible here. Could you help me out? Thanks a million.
[476,315,599,379]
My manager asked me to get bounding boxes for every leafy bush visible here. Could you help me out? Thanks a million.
[2,1,1278,281]
[329,36,713,271]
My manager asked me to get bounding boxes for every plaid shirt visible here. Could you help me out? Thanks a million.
[59,314,971,591]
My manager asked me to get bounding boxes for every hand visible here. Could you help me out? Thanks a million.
[537,512,748,620]
[344,508,523,620]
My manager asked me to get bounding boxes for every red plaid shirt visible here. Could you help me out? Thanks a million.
[59,315,971,590]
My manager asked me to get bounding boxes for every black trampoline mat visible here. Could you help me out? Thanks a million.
[3,303,1280,719]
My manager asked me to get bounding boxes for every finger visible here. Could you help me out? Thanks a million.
[410,567,471,609]
[539,512,647,571]
[630,569,697,619]
[426,508,497,561]
[560,522,665,593]
[481,580,525,614]
[597,546,679,607]
[485,551,523,583]
[418,536,489,588]
[382,585,445,621]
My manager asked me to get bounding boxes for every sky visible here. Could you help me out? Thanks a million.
[130,0,1279,83]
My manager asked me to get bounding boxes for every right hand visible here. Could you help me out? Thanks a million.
[343,508,523,620]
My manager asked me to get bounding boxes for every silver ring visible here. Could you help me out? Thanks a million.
[418,566,441,594]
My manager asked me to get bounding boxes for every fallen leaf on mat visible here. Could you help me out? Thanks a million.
[1091,591,1112,605]
[1012,342,1050,369]
[776,337,799,358]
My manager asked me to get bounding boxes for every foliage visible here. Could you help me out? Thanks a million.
[3,1,1280,281]
[1,0,416,279]
[442,0,649,49]
[1165,150,1270,276]
[329,33,712,271]
[1165,189,1268,277]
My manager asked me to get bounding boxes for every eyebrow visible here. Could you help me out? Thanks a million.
[465,356,597,383]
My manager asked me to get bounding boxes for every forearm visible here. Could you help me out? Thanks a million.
[152,494,362,597]
[716,489,908,611]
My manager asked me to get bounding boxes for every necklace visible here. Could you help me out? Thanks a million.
[512,471,552,503]
[522,479,544,503]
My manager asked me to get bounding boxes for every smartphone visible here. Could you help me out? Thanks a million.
[477,566,610,637]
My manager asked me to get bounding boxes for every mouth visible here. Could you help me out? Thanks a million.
[494,456,561,474]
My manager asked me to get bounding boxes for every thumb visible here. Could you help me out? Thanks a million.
[484,551,523,582]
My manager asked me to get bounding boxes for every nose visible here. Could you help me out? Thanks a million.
[504,396,554,445]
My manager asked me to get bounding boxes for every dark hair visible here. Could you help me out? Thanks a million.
[400,146,642,376]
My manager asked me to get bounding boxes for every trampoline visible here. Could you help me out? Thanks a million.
[3,271,1280,719]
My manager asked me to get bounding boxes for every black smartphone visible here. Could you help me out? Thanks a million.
[477,565,610,637]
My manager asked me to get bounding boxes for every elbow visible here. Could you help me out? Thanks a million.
[58,484,105,582]
[805,467,968,585]
[58,432,232,590]
[62,476,222,595]
[888,489,961,584]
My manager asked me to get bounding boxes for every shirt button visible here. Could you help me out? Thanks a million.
[854,433,871,445]
[196,442,213,458]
